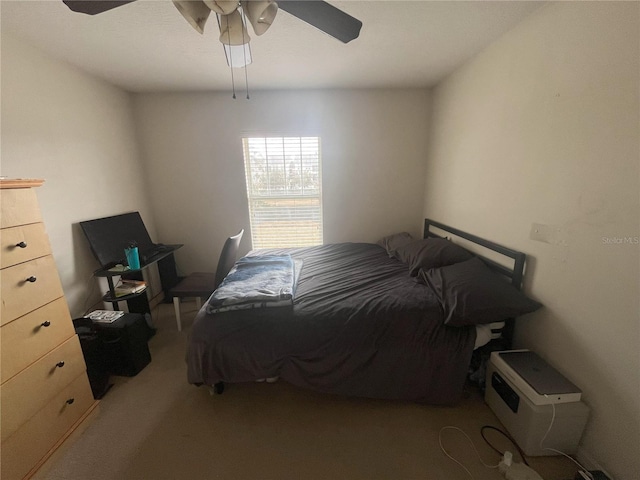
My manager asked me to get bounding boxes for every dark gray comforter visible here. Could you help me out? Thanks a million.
[186,242,476,404]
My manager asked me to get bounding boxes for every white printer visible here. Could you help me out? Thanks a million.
[485,350,589,456]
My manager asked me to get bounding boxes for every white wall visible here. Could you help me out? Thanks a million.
[132,89,431,275]
[1,33,155,318]
[423,3,639,478]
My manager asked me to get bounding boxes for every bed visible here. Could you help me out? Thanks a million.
[186,219,541,405]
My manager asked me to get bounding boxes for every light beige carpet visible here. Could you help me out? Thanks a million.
[36,303,576,480]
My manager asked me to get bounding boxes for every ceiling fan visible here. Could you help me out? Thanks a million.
[62,1,361,97]
[62,1,363,50]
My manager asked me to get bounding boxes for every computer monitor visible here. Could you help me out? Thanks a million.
[80,212,155,268]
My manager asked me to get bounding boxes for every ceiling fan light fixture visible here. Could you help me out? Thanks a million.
[203,0,239,15]
[173,0,211,34]
[241,0,278,36]
[223,43,252,68]
[218,10,251,45]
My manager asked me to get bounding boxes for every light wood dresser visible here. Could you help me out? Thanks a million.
[1,179,98,479]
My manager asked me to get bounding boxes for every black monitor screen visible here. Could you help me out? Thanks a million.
[80,212,155,268]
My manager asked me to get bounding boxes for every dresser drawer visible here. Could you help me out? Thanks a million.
[0,187,42,229]
[1,336,86,442]
[1,223,52,269]
[1,298,76,383]
[0,255,64,325]
[1,373,95,480]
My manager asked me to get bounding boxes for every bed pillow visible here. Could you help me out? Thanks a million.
[419,257,542,326]
[393,237,473,276]
[377,232,414,257]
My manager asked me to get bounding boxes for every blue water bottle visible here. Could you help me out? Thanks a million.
[124,242,140,270]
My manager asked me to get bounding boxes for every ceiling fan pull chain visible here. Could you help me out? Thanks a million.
[231,65,237,99]
[226,15,236,99]
[241,8,250,100]
[244,68,249,100]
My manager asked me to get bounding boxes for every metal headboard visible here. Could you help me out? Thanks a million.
[423,219,526,289]
[423,218,528,347]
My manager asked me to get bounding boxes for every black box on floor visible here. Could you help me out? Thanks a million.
[89,313,152,377]
[73,318,112,399]
[575,471,611,480]
[95,313,152,376]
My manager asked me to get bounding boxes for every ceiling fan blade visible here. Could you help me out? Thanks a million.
[278,1,362,44]
[62,0,137,15]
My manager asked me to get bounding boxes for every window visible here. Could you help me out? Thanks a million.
[242,137,323,249]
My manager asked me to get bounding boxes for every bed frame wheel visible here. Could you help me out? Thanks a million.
[210,382,225,395]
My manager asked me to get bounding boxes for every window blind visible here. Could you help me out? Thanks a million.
[242,137,323,249]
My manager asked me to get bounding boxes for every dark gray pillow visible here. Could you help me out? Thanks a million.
[377,232,414,258]
[394,237,473,276]
[419,257,542,326]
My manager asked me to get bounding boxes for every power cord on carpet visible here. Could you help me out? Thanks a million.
[439,393,599,479]
[480,425,529,466]
[439,409,591,480]
[438,426,500,479]
[439,424,538,479]
[540,399,594,480]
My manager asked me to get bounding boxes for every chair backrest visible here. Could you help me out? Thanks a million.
[214,229,244,288]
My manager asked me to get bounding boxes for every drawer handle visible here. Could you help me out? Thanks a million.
[26,276,37,283]
[16,241,28,248]
[56,361,65,368]
[66,398,75,405]
[41,321,51,327]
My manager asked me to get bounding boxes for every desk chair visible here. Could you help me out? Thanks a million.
[170,230,244,331]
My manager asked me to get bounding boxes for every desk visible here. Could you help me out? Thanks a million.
[93,244,183,315]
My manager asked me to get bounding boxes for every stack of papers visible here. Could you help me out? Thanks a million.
[87,310,124,323]
[114,279,147,297]
[108,264,130,273]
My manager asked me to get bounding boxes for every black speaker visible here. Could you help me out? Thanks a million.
[92,313,152,377]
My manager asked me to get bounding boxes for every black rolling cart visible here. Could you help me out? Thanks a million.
[93,245,183,317]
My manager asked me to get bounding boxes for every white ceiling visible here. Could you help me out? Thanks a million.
[1,0,544,93]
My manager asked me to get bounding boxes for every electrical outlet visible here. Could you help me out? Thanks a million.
[529,222,568,246]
